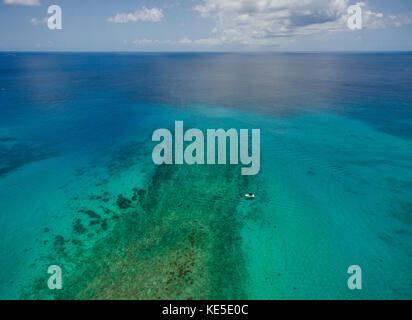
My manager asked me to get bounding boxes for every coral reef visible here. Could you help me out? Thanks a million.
[22,141,261,300]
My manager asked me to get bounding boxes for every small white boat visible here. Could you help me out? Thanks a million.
[245,193,255,199]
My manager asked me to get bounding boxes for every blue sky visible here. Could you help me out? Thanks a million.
[1,0,412,51]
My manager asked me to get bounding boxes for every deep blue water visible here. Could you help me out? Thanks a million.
[2,52,411,135]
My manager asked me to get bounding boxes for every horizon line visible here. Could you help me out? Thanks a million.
[2,50,412,54]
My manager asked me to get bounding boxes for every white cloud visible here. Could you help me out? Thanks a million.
[4,0,40,5]
[193,0,351,46]
[30,17,47,26]
[363,9,412,29]
[130,37,223,48]
[132,39,167,46]
[392,11,412,27]
[128,1,412,49]
[107,7,164,24]
[192,0,412,47]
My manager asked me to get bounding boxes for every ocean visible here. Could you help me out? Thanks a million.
[0,52,411,299]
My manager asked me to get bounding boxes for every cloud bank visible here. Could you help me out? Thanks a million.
[107,7,164,24]
[189,0,412,47]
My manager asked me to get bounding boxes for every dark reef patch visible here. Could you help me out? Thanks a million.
[132,188,146,202]
[117,194,132,209]
[79,209,101,220]
[0,138,58,178]
[53,235,66,253]
[74,219,87,234]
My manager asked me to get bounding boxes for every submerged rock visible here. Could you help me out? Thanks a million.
[132,188,146,202]
[89,220,100,226]
[74,219,87,234]
[101,219,108,231]
[80,209,101,219]
[117,194,132,209]
[54,235,64,247]
[72,239,82,246]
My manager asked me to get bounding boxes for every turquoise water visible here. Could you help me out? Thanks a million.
[0,53,411,299]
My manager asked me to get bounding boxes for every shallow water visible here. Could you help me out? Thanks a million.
[0,53,411,299]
